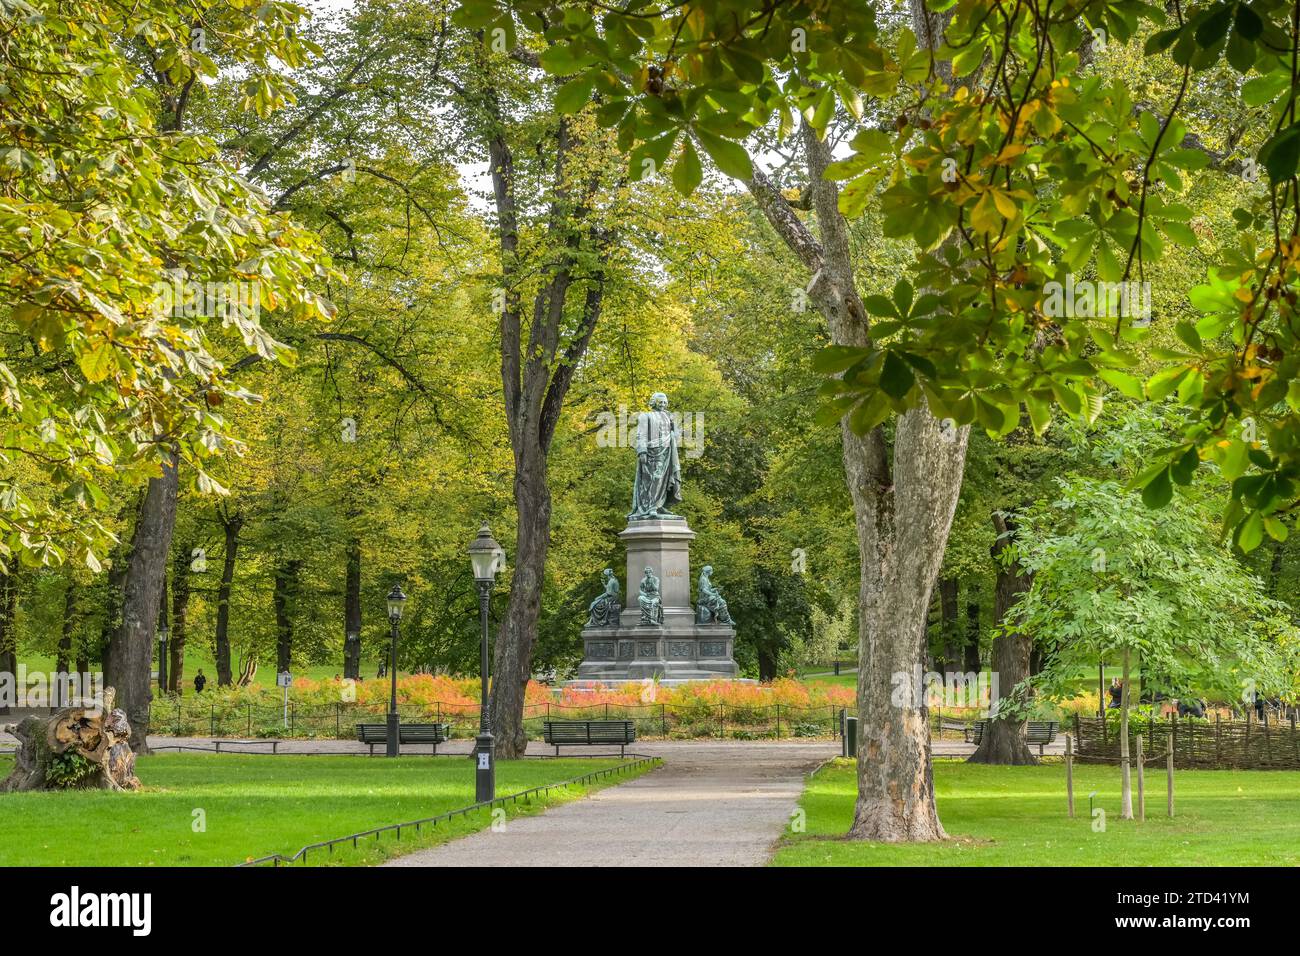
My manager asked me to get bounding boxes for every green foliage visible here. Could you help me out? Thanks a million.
[496,0,1300,550]
[44,749,96,787]
[459,0,899,189]
[0,0,335,569]
[1007,475,1298,704]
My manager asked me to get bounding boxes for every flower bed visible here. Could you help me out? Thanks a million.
[149,675,855,740]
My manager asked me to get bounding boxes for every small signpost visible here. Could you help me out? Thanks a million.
[277,671,292,729]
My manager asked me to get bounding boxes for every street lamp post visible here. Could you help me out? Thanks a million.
[467,522,504,802]
[157,625,170,696]
[385,584,407,757]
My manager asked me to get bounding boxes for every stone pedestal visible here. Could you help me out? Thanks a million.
[573,517,740,682]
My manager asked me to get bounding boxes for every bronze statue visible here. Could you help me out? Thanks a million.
[629,392,682,520]
[585,569,622,627]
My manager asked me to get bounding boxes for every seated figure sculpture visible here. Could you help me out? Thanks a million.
[585,569,622,627]
[695,565,734,625]
[637,566,663,626]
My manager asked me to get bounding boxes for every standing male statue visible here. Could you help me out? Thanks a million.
[629,391,682,520]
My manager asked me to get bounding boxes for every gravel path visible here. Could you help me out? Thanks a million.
[382,740,836,867]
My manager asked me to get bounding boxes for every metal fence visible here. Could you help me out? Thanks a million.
[149,698,848,740]
[238,754,662,866]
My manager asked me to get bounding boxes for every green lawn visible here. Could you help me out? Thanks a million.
[0,753,650,866]
[773,758,1300,866]
[18,650,370,686]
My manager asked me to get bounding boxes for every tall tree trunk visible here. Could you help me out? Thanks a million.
[490,462,551,757]
[1120,647,1133,819]
[55,580,75,707]
[741,115,968,840]
[479,87,609,758]
[969,513,1036,764]
[168,544,191,693]
[214,510,242,686]
[725,0,970,840]
[98,508,134,675]
[851,407,968,840]
[273,558,302,674]
[343,537,362,680]
[109,452,179,753]
[964,600,981,672]
[938,577,960,672]
[0,568,19,715]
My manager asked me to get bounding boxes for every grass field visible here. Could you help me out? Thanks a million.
[0,753,650,866]
[773,759,1300,866]
[17,650,371,686]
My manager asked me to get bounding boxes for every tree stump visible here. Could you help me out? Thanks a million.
[0,687,141,792]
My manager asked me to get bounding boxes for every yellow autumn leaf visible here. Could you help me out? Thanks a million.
[78,343,115,383]
[990,187,1019,219]
[970,191,1000,233]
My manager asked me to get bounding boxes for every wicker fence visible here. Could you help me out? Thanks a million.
[1073,712,1300,770]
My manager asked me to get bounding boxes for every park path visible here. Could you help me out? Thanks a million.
[381,740,836,868]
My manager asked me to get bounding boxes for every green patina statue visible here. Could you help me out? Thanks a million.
[629,391,682,520]
[696,565,734,625]
[637,566,663,626]
[585,568,622,627]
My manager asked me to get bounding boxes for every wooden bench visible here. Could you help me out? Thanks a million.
[542,719,636,756]
[355,722,450,755]
[966,719,1060,755]
[939,718,972,738]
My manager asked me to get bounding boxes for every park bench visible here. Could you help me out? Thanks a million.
[355,722,450,755]
[542,719,636,756]
[939,718,973,738]
[965,719,1060,755]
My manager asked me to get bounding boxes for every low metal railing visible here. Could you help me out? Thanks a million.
[236,754,662,866]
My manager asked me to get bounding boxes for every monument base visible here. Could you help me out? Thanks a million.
[573,625,740,681]
[573,515,744,683]
[563,677,758,691]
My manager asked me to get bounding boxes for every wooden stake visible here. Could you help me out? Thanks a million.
[1136,734,1145,822]
[1167,731,1175,818]
[1066,734,1075,818]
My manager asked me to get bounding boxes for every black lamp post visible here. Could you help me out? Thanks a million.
[467,522,503,802]
[385,584,407,757]
[157,625,169,695]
